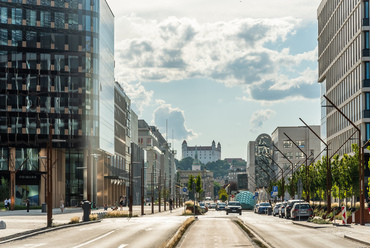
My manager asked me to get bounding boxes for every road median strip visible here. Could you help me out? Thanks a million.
[161,217,195,248]
[234,220,272,248]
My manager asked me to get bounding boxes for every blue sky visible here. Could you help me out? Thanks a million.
[108,0,323,159]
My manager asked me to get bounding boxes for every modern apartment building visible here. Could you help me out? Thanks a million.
[0,0,131,208]
[318,0,366,155]
[271,126,321,180]
[182,140,221,164]
[318,0,370,195]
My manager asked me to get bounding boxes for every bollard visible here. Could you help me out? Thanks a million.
[82,201,91,222]
[0,220,6,229]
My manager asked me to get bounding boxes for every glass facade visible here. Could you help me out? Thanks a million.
[0,0,116,205]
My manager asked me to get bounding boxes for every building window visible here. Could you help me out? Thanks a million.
[11,8,22,25]
[283,141,292,148]
[295,152,305,159]
[366,32,370,49]
[284,152,293,159]
[366,93,370,111]
[366,62,370,80]
[367,123,370,142]
[296,140,305,148]
[366,1,369,19]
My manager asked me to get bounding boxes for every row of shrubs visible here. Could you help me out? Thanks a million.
[69,211,139,224]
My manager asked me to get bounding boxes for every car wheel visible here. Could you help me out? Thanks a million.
[239,212,242,215]
[226,212,228,215]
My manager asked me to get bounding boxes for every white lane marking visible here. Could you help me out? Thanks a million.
[73,231,115,248]
[145,228,152,231]
[118,245,128,248]
[22,244,47,247]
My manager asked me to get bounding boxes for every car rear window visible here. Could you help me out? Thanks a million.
[228,202,240,206]
[296,204,310,209]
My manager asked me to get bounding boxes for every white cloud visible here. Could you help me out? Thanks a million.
[249,109,276,132]
[118,81,153,116]
[115,16,319,102]
[153,102,197,141]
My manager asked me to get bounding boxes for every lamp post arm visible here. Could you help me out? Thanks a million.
[329,131,357,160]
[273,144,294,168]
[323,95,360,132]
[284,133,307,157]
[299,118,328,146]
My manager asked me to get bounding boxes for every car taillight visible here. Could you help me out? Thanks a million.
[293,209,298,212]
[307,208,312,211]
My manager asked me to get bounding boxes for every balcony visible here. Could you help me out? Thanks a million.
[363,79,370,87]
[364,18,370,26]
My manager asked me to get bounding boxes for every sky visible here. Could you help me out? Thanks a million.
[107,0,323,160]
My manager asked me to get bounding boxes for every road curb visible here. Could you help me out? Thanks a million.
[0,220,101,244]
[292,221,329,229]
[344,235,370,246]
[236,218,273,248]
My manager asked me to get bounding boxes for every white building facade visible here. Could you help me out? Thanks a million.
[182,140,221,164]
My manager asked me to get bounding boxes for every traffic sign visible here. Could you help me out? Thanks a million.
[273,186,278,192]
[183,187,187,193]
[271,191,278,197]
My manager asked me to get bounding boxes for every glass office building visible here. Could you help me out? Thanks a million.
[0,0,122,208]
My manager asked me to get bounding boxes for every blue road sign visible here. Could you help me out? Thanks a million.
[273,186,278,192]
[183,187,187,193]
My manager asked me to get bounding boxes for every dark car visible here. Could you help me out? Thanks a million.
[209,203,217,209]
[285,199,304,219]
[216,202,226,211]
[226,201,242,215]
[257,202,271,214]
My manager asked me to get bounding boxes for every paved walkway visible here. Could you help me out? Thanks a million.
[0,205,181,240]
[293,220,370,246]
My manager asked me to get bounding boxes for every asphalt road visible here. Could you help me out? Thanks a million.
[176,209,253,248]
[239,211,363,248]
[2,208,186,248]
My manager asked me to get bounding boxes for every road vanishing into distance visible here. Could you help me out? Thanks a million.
[3,208,365,248]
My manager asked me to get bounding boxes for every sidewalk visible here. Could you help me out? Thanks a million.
[292,220,370,246]
[0,205,180,241]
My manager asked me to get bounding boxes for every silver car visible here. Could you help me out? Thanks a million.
[290,202,313,220]
[273,202,282,216]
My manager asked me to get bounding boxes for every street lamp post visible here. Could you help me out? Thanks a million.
[299,118,331,215]
[284,133,309,202]
[323,95,364,225]
[273,144,295,198]
[47,124,53,227]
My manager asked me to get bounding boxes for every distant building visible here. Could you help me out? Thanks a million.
[182,140,221,164]
[178,169,214,200]
[227,158,246,184]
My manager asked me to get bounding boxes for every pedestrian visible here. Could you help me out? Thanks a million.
[7,198,10,210]
[169,198,173,213]
[3,198,8,210]
[60,198,64,213]
[26,198,30,212]
[119,197,124,211]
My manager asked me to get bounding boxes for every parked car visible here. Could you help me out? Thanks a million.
[256,202,271,214]
[290,202,313,220]
[254,203,260,213]
[278,202,287,218]
[209,203,217,209]
[216,202,226,211]
[226,201,242,215]
[273,202,282,216]
[285,199,304,219]
[199,202,208,212]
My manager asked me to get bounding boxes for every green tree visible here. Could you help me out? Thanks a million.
[188,175,195,200]
[175,157,194,171]
[214,181,221,197]
[205,160,231,178]
[0,177,9,201]
[218,188,228,202]
[195,174,203,199]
